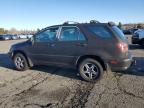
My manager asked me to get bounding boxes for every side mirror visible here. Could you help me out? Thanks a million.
[29,36,34,45]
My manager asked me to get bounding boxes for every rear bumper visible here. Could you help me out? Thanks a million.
[109,57,135,72]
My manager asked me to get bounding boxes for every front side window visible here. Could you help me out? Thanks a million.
[59,27,86,41]
[87,25,113,38]
[35,27,58,42]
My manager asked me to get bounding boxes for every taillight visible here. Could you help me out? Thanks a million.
[117,42,128,52]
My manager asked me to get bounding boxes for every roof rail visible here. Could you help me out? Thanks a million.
[63,21,79,25]
[90,20,100,24]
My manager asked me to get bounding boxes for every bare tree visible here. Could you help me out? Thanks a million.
[8,28,17,34]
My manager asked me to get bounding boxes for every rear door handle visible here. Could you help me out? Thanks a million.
[49,43,56,47]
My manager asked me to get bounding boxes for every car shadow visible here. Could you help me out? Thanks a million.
[1,53,144,80]
[129,44,144,50]
[31,66,80,81]
[0,53,81,81]
[0,53,14,69]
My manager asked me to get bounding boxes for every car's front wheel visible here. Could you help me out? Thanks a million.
[13,53,29,71]
[78,58,104,82]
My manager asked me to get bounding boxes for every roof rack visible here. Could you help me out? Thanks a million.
[63,21,79,25]
[90,20,100,24]
[108,22,116,26]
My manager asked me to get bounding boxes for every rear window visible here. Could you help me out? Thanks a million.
[112,26,126,40]
[86,25,113,38]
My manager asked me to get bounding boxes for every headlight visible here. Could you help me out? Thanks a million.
[9,45,15,52]
[9,47,13,53]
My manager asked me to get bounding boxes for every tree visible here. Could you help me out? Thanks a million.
[0,27,37,35]
[37,28,40,32]
[0,28,5,34]
[137,23,143,29]
[4,30,8,34]
[118,22,122,29]
[8,28,17,34]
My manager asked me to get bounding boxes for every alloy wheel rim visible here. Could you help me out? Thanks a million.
[82,63,99,80]
[15,56,24,69]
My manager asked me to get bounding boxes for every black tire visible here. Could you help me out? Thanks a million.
[13,53,29,71]
[78,58,104,82]
[139,39,144,46]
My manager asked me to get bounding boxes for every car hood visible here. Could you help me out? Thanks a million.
[12,40,31,48]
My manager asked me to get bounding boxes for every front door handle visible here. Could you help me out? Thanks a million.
[76,43,87,47]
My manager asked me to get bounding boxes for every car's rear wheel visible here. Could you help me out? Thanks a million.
[13,53,29,71]
[78,58,104,82]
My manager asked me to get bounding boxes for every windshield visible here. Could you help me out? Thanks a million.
[112,26,126,40]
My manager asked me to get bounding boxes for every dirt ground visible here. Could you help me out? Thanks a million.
[0,36,144,108]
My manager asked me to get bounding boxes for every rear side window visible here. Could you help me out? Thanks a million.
[59,27,86,41]
[112,26,126,40]
[87,25,113,38]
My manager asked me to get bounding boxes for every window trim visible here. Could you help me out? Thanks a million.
[58,26,87,41]
[34,27,60,43]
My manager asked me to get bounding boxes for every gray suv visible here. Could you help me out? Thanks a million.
[8,21,133,82]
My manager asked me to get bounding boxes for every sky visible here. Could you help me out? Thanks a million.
[0,0,144,30]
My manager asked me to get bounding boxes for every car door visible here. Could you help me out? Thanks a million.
[27,27,59,65]
[50,26,88,66]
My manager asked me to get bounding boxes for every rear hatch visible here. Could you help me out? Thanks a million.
[111,26,127,42]
[110,25,131,59]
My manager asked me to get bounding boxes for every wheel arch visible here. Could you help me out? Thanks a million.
[12,50,33,67]
[76,55,107,71]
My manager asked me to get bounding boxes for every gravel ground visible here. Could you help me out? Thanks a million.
[0,35,144,108]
